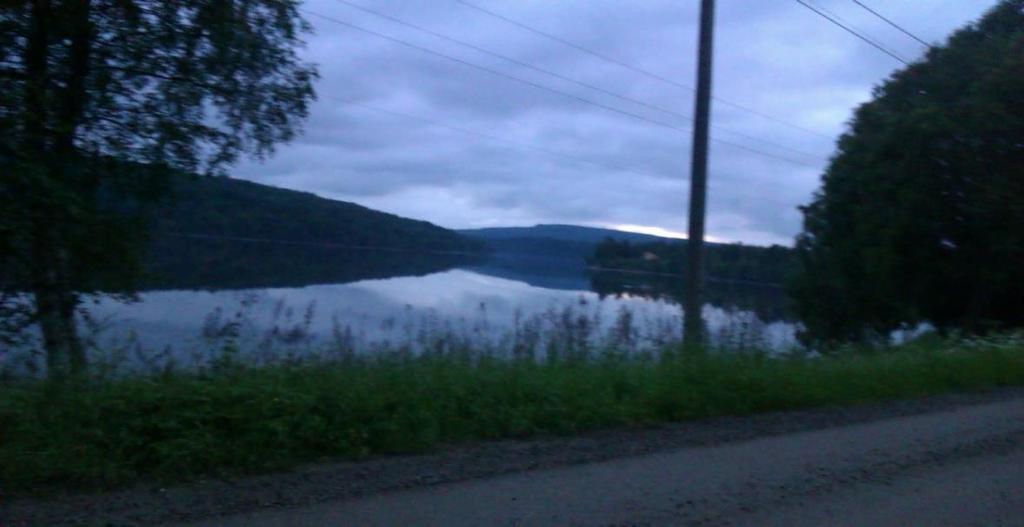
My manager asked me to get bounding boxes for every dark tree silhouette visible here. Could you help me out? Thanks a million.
[1,0,317,378]
[791,0,1024,346]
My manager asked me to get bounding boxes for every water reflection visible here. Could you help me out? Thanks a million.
[588,271,792,324]
[13,239,800,373]
[142,236,482,290]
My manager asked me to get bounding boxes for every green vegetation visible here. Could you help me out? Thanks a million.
[792,0,1024,345]
[3,334,1022,493]
[590,238,795,284]
[1,1,317,378]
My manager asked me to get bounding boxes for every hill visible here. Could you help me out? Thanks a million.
[138,176,484,289]
[461,224,794,285]
[155,176,484,253]
[459,224,666,245]
[459,224,670,262]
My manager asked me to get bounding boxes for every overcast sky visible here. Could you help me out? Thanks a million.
[234,0,997,246]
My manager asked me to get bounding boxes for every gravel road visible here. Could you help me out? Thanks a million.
[173,395,1024,526]
[6,388,1024,526]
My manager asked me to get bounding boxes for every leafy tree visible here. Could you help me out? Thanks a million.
[1,1,317,378]
[791,0,1024,346]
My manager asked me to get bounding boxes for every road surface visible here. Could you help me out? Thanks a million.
[174,396,1024,527]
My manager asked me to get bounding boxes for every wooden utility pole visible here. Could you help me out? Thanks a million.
[684,0,716,346]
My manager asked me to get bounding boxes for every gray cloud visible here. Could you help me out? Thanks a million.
[234,0,997,246]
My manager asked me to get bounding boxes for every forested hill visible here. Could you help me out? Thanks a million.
[460,225,665,244]
[154,176,485,253]
[459,224,667,261]
[459,224,793,284]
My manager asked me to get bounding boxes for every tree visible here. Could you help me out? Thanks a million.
[1,1,317,378]
[791,0,1024,347]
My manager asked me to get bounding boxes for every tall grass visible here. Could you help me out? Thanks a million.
[2,333,1022,492]
[3,297,786,379]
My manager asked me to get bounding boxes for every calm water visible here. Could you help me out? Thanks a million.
[5,242,800,372]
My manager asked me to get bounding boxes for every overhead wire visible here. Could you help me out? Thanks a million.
[794,0,910,65]
[452,0,835,141]
[323,95,667,181]
[850,0,931,48]
[303,9,820,168]
[330,0,823,161]
[804,0,911,58]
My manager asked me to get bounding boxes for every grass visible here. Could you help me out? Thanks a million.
[2,333,1023,493]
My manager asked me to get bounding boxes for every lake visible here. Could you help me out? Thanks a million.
[5,241,800,373]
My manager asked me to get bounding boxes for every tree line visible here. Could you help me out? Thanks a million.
[791,0,1024,346]
[589,238,795,285]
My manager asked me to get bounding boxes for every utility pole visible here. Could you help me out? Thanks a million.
[684,0,715,346]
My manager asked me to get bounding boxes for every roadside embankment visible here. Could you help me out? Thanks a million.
[2,334,1022,496]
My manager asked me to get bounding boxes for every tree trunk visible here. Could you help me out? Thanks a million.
[31,227,86,379]
[34,286,85,379]
[21,0,93,380]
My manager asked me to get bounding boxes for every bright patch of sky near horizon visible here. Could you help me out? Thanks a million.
[234,0,996,246]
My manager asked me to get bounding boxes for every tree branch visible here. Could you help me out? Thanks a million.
[93,65,233,95]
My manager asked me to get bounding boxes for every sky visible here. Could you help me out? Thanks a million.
[233,0,998,246]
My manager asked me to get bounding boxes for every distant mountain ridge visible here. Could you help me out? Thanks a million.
[459,224,669,245]
[461,223,794,285]
[145,179,792,288]
[459,224,675,262]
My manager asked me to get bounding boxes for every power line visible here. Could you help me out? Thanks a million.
[452,0,834,141]
[327,95,790,190]
[331,0,822,161]
[301,12,686,143]
[323,95,663,180]
[794,0,910,65]
[806,1,910,59]
[303,9,819,168]
[850,0,930,48]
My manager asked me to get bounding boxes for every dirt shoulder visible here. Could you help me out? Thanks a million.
[6,386,1024,526]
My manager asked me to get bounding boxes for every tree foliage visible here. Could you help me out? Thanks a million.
[791,0,1024,346]
[590,238,795,285]
[1,0,317,377]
